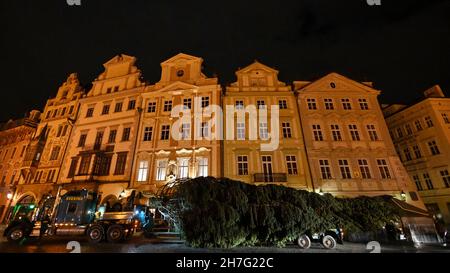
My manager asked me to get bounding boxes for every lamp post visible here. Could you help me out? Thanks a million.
[400,190,407,201]
[1,186,16,224]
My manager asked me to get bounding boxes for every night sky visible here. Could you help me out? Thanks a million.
[0,0,449,122]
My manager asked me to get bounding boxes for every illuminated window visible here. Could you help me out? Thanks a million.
[259,122,268,140]
[156,160,167,181]
[237,122,245,140]
[178,158,190,178]
[137,160,149,182]
[181,123,191,140]
[197,157,208,177]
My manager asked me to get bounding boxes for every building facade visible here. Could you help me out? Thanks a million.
[13,73,85,210]
[383,85,450,226]
[295,73,424,208]
[132,53,222,194]
[223,61,312,189]
[0,111,40,222]
[59,54,145,206]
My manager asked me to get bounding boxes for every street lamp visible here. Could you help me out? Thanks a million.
[6,192,13,200]
[400,191,406,201]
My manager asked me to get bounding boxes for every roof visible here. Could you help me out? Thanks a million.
[391,198,430,218]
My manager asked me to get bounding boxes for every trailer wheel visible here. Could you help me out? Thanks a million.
[322,235,337,249]
[6,226,26,243]
[297,234,311,249]
[106,224,124,243]
[87,225,104,244]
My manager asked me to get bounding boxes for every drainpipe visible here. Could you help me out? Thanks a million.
[129,99,144,189]
[294,89,315,192]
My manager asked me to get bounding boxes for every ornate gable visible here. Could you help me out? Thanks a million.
[228,61,290,92]
[156,53,217,87]
[296,72,380,95]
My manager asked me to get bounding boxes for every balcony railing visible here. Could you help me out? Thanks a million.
[253,173,287,183]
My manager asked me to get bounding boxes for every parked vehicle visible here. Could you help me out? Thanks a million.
[297,228,344,249]
[3,188,140,244]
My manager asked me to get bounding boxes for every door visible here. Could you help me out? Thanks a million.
[262,155,273,182]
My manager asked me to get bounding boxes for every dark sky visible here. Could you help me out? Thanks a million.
[0,0,449,121]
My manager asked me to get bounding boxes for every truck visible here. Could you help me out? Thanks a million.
[3,187,143,244]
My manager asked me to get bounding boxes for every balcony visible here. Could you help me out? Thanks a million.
[253,173,287,183]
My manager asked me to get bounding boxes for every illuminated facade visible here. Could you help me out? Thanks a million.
[383,85,450,226]
[0,111,40,222]
[295,73,424,209]
[223,61,312,189]
[58,54,145,206]
[132,53,222,194]
[12,74,85,210]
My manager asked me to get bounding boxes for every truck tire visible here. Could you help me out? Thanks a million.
[297,234,311,249]
[106,224,124,243]
[87,224,104,244]
[322,235,337,249]
[6,226,26,243]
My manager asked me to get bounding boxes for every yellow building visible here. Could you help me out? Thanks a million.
[295,73,424,209]
[383,85,450,226]
[132,53,222,194]
[13,73,85,208]
[223,61,312,189]
[59,54,145,206]
[0,111,40,222]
